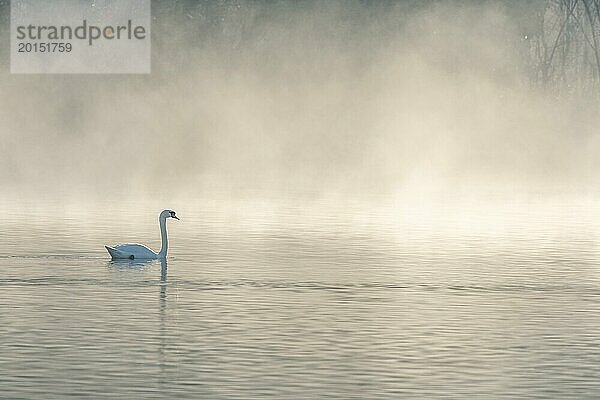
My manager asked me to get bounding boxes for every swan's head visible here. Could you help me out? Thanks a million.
[160,209,180,220]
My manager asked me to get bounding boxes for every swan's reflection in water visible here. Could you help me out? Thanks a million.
[107,259,156,270]
[159,259,168,391]
[107,258,171,389]
[160,259,168,298]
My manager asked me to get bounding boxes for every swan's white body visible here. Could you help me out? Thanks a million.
[105,210,179,260]
[105,243,159,260]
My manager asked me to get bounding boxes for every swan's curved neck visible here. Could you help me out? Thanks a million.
[158,215,168,258]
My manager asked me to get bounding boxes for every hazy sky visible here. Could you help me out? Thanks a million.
[0,1,598,204]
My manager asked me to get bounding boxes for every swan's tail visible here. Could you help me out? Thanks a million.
[105,245,121,259]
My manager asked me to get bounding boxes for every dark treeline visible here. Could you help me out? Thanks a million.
[514,0,600,95]
[153,0,600,98]
[0,0,599,97]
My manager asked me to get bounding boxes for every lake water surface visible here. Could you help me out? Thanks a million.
[1,199,599,398]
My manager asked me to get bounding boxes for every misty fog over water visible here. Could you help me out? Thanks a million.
[1,1,599,207]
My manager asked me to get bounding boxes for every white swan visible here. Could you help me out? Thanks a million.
[105,210,179,260]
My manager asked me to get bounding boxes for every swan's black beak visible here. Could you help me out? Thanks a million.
[173,216,180,220]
